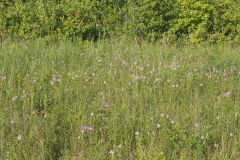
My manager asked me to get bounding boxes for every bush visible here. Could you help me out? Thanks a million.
[0,0,239,42]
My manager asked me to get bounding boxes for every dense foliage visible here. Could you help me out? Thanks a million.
[0,0,240,42]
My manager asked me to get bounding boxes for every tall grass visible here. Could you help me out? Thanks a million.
[0,39,240,159]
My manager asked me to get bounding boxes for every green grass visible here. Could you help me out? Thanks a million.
[0,39,240,160]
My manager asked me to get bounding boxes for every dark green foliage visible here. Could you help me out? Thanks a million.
[0,0,239,42]
[126,0,178,40]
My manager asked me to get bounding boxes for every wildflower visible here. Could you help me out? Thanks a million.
[229,132,234,137]
[160,113,165,117]
[122,60,127,65]
[90,112,94,116]
[216,116,220,120]
[12,96,18,101]
[170,120,175,124]
[22,90,28,98]
[194,123,199,128]
[117,144,122,149]
[149,69,156,74]
[132,75,140,81]
[80,125,95,133]
[31,79,36,84]
[172,84,179,88]
[109,150,114,155]
[224,91,231,97]
[141,76,146,80]
[0,76,6,81]
[201,135,205,140]
[103,102,110,110]
[154,78,161,83]
[200,83,204,87]
[17,135,22,141]
[50,75,60,85]
[136,66,144,71]
[214,144,218,148]
[156,123,161,129]
[135,131,140,136]
[10,120,14,124]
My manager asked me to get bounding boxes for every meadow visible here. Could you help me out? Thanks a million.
[0,39,240,159]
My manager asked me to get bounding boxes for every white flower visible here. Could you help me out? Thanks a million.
[17,135,22,141]
[132,75,140,81]
[117,144,122,149]
[194,123,199,128]
[224,91,231,97]
[229,132,234,137]
[80,125,95,132]
[12,96,18,101]
[156,123,161,129]
[22,90,28,98]
[135,131,140,136]
[172,84,179,88]
[154,78,161,83]
[0,76,6,80]
[149,70,155,74]
[50,80,55,85]
[50,75,60,85]
[109,150,114,155]
[170,120,175,124]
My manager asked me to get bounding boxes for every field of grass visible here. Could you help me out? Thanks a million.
[0,39,240,160]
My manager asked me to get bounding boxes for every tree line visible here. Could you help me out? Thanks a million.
[0,0,240,43]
